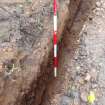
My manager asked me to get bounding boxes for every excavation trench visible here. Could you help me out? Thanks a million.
[17,0,82,105]
[19,0,96,105]
[0,0,96,105]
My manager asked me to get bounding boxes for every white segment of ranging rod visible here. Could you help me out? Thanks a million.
[54,67,57,77]
[54,44,57,57]
[54,15,57,31]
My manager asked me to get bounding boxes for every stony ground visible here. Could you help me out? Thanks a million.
[0,0,54,105]
[59,0,105,105]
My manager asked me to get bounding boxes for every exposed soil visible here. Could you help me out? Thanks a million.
[41,0,96,105]
[0,0,69,105]
[0,0,105,105]
[42,0,105,105]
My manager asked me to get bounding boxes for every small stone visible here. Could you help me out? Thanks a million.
[77,39,80,43]
[90,69,97,81]
[99,62,103,67]
[67,86,79,98]
[91,83,98,89]
[96,2,101,7]
[60,96,72,105]
[25,11,30,15]
[76,66,80,70]
[85,73,91,82]
[7,48,13,52]
[79,78,85,85]
[70,90,79,99]
[19,4,23,8]
[2,48,6,52]
[80,92,88,102]
[16,4,24,14]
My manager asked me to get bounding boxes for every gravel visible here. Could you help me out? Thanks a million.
[59,0,105,105]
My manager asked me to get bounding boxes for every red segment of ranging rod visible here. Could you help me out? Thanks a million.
[54,0,57,15]
[53,31,57,44]
[54,57,58,67]
[53,0,58,77]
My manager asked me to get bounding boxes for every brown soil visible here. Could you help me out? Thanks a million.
[1,0,104,105]
[40,0,96,105]
[0,0,69,105]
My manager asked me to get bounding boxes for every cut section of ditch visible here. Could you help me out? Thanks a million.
[39,0,95,105]
[19,0,96,105]
[0,0,96,105]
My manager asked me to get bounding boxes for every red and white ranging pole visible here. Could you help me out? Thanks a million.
[53,0,58,77]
